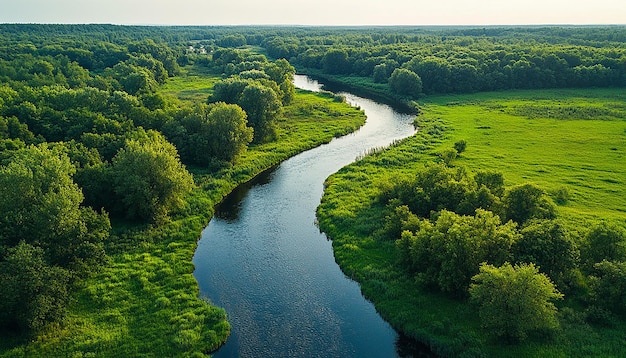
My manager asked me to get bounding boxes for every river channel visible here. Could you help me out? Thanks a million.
[193,75,425,357]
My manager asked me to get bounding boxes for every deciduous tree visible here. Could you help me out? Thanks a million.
[388,68,422,97]
[470,262,563,341]
[111,130,194,223]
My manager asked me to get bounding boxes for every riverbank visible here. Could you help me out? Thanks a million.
[297,68,421,114]
[193,77,420,357]
[317,88,626,357]
[0,83,366,357]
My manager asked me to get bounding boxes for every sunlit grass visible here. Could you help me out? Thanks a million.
[424,88,626,226]
[159,66,221,103]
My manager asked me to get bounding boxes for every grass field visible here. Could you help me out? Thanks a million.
[424,88,626,226]
[317,87,626,357]
[159,66,221,103]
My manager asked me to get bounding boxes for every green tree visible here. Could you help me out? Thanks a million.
[388,68,422,97]
[405,56,452,94]
[583,221,626,269]
[400,209,519,296]
[169,103,253,165]
[395,163,473,217]
[470,262,563,341]
[0,144,109,271]
[111,130,194,222]
[209,77,251,104]
[322,49,351,74]
[238,82,282,143]
[503,183,556,224]
[454,139,467,154]
[204,103,253,162]
[110,62,158,95]
[513,220,579,287]
[475,170,505,197]
[372,63,389,83]
[0,242,70,333]
[590,260,626,316]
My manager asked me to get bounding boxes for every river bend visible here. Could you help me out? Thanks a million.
[193,75,418,357]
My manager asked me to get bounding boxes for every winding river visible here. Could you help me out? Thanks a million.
[193,75,425,357]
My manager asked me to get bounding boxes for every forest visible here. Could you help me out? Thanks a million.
[0,24,625,357]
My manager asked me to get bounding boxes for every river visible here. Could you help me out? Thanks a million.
[192,75,426,357]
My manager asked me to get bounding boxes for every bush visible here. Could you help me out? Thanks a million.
[470,262,563,342]
[454,140,467,154]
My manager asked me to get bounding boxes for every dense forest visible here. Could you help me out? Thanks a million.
[0,24,625,356]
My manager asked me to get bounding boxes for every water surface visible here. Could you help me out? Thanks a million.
[193,75,420,357]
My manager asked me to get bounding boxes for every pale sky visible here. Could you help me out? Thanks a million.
[0,0,624,26]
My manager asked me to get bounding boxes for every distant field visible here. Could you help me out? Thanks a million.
[422,88,626,225]
[159,66,220,103]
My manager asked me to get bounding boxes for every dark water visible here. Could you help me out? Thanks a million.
[193,75,428,357]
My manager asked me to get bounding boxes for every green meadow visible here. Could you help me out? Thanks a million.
[159,66,221,103]
[317,87,626,357]
[425,88,626,226]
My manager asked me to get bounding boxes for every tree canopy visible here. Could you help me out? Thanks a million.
[111,130,194,223]
[470,262,563,341]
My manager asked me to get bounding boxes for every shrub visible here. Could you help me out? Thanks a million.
[470,262,563,342]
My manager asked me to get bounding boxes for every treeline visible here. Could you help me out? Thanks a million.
[0,25,295,337]
[378,160,626,341]
[5,24,625,98]
[272,34,626,96]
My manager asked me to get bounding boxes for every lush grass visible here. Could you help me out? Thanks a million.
[424,88,626,226]
[159,66,221,103]
[317,87,626,357]
[0,72,366,357]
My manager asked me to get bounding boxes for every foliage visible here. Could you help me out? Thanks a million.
[514,220,580,288]
[322,49,351,75]
[388,68,422,97]
[454,139,467,154]
[503,183,557,225]
[111,130,194,223]
[399,209,520,296]
[582,221,626,269]
[0,144,109,335]
[238,81,282,142]
[165,102,253,165]
[380,163,498,219]
[470,262,563,341]
[589,260,626,316]
[0,242,71,333]
[0,144,109,272]
[206,54,295,143]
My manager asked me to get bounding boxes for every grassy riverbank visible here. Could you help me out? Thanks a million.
[0,72,366,357]
[317,88,626,357]
[297,68,421,114]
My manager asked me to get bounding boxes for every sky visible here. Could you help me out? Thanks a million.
[0,0,625,26]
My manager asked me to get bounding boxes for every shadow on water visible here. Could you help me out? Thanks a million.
[214,165,279,222]
[397,333,437,357]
